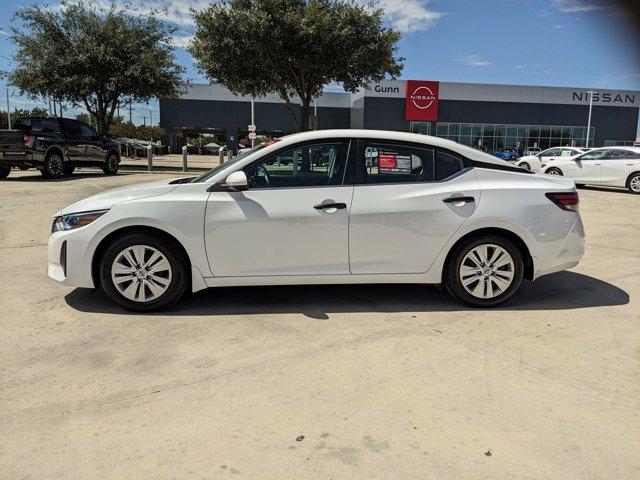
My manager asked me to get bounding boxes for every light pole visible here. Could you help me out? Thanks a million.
[585,90,597,148]
[250,96,255,148]
[149,107,153,144]
[5,87,11,129]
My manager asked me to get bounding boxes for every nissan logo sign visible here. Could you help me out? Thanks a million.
[410,86,437,110]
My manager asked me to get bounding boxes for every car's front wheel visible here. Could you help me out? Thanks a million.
[545,167,563,176]
[519,162,530,171]
[444,235,524,307]
[100,232,189,311]
[627,172,640,194]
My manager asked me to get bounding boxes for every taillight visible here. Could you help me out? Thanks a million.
[545,191,579,212]
[24,134,36,149]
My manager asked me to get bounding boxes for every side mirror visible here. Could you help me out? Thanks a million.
[222,171,249,191]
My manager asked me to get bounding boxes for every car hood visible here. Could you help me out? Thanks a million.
[56,178,182,216]
[517,155,537,162]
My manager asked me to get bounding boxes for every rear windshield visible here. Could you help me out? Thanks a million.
[13,118,31,131]
[11,118,61,133]
[32,118,61,133]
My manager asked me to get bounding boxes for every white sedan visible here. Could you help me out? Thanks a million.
[48,129,585,311]
[541,147,640,194]
[516,147,585,172]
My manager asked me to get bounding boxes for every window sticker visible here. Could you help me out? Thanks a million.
[378,150,411,174]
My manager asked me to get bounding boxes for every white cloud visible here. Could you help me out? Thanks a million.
[375,0,444,33]
[549,0,604,13]
[515,64,557,75]
[171,34,193,50]
[552,24,563,29]
[455,54,492,67]
[55,0,444,34]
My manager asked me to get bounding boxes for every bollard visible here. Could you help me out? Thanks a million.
[182,145,188,172]
[218,146,227,165]
[147,145,153,172]
[228,149,234,162]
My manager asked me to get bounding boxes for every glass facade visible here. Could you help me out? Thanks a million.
[431,122,595,151]
[603,140,635,147]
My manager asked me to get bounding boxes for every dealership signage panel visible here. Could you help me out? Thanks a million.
[405,80,440,121]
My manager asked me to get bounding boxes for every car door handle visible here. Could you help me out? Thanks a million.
[593,163,602,165]
[442,196,475,204]
[314,202,347,210]
[626,163,635,166]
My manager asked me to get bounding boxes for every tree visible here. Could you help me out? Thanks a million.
[6,0,185,134]
[190,0,403,131]
[0,107,49,129]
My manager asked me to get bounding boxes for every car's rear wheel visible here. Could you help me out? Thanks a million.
[545,167,563,176]
[0,165,10,179]
[42,153,64,179]
[100,232,189,311]
[444,235,524,307]
[626,173,640,194]
[519,162,530,171]
[103,152,119,175]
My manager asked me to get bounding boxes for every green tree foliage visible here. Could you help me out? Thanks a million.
[190,0,403,131]
[0,107,49,129]
[108,121,164,141]
[6,0,185,134]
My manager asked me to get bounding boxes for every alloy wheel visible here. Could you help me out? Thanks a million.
[459,244,515,299]
[48,156,62,177]
[111,245,172,302]
[630,175,640,193]
[547,169,561,175]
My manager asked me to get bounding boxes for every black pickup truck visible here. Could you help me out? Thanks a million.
[0,117,120,179]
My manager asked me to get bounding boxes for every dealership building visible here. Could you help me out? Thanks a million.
[159,80,640,153]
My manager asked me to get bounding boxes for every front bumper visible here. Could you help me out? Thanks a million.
[48,229,96,288]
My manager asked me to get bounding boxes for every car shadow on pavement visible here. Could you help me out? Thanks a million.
[65,271,629,318]
[2,172,135,182]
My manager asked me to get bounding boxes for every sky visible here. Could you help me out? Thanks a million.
[1,0,639,135]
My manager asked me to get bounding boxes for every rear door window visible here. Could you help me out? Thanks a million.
[359,142,434,184]
[62,119,81,136]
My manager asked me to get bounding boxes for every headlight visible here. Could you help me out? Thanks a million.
[51,209,109,233]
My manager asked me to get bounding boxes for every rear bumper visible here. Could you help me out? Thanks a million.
[529,212,585,280]
[1,151,41,166]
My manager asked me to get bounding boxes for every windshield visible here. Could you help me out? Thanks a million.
[191,146,264,182]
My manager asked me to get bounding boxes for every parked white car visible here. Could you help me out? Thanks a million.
[541,147,640,193]
[522,147,542,156]
[48,130,585,311]
[516,147,585,172]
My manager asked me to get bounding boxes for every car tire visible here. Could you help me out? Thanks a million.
[444,234,524,308]
[627,172,640,195]
[545,167,563,176]
[42,152,64,179]
[519,162,531,171]
[63,165,76,175]
[102,152,119,175]
[100,232,189,312]
[0,165,10,179]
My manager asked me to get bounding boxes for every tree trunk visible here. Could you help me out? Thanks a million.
[301,101,310,131]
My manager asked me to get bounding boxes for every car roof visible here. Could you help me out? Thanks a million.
[272,129,514,168]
